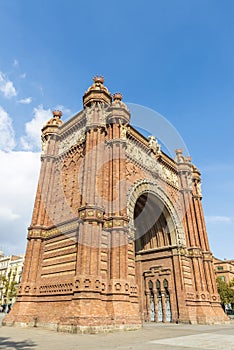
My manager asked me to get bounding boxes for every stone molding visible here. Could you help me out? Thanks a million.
[28,221,79,239]
[78,205,105,223]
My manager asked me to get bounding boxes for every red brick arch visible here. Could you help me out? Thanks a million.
[127,179,186,246]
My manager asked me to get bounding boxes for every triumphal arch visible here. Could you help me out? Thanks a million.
[5,77,227,332]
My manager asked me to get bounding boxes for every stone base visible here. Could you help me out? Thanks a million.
[184,303,230,325]
[2,319,141,334]
[4,295,228,333]
[3,296,142,334]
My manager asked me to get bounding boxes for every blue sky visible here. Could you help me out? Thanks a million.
[0,0,233,259]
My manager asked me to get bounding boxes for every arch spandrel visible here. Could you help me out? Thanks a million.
[127,179,186,247]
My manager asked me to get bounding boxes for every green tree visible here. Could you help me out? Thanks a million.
[0,275,17,305]
[229,278,234,288]
[216,277,234,308]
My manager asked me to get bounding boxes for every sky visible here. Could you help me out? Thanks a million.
[0,0,233,259]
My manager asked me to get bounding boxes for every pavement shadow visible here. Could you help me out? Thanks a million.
[0,337,36,349]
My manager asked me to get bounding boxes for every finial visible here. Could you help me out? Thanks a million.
[175,149,192,163]
[83,76,112,107]
[175,149,183,155]
[52,110,63,118]
[93,76,104,84]
[113,93,123,101]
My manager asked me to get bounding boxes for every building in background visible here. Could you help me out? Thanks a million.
[0,251,10,278]
[213,257,234,284]
[0,253,24,308]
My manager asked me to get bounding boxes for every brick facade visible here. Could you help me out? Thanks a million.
[4,77,227,332]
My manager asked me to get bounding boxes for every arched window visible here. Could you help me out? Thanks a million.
[163,279,172,322]
[148,280,153,290]
[163,279,168,289]
[148,280,155,321]
[156,279,163,322]
[156,279,161,290]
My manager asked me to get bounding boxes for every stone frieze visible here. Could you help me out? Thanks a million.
[58,127,86,155]
[126,140,179,187]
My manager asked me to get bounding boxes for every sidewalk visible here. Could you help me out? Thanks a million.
[0,315,234,350]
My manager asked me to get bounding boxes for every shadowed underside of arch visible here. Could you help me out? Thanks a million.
[134,193,172,253]
[127,179,186,247]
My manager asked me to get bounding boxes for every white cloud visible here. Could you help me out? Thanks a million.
[18,97,32,104]
[0,207,20,221]
[0,106,16,151]
[20,104,70,150]
[205,216,232,223]
[0,72,17,98]
[20,73,26,79]
[0,150,41,255]
[0,102,70,254]
[55,104,71,117]
[20,105,51,150]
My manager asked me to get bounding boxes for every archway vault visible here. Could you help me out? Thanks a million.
[127,179,186,247]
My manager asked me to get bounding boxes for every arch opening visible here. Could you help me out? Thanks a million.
[129,186,179,323]
[134,192,172,254]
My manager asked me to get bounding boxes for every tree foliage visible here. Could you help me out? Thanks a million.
[229,278,234,288]
[0,275,17,302]
[216,277,234,307]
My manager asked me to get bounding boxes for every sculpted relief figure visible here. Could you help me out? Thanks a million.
[148,135,161,155]
[119,120,128,139]
[97,102,108,125]
[41,135,50,154]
